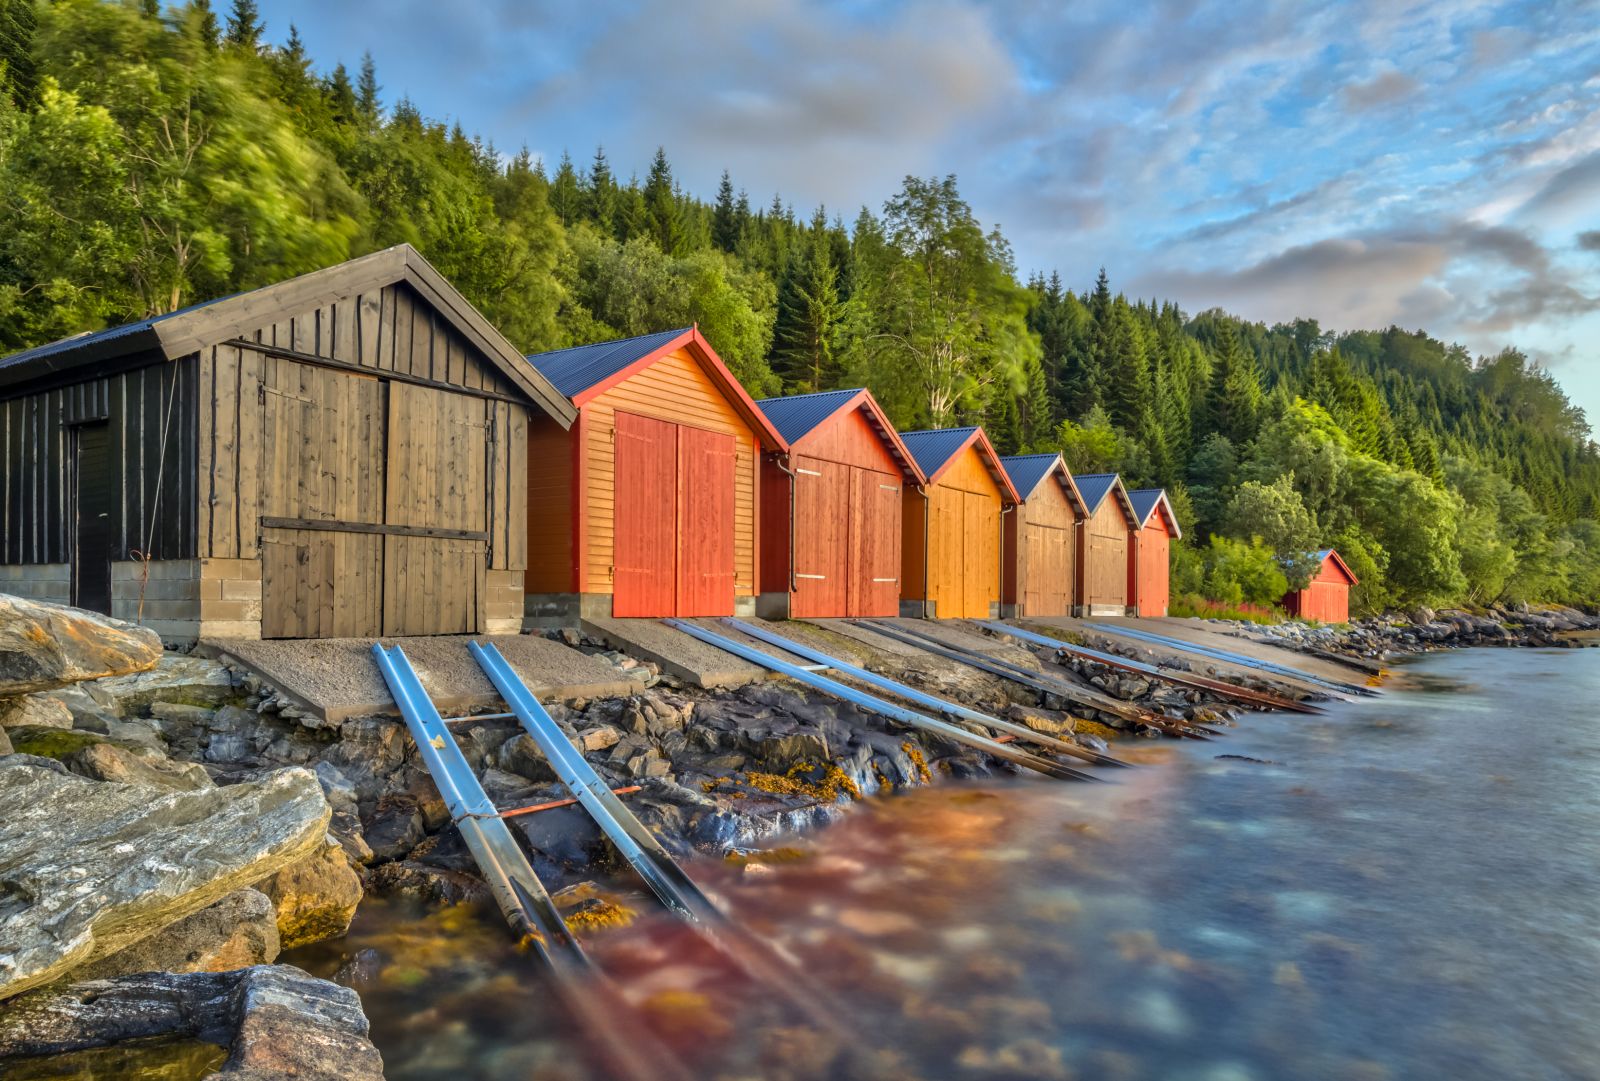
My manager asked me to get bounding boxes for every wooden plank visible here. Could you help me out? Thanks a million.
[258,516,488,541]
[222,339,524,405]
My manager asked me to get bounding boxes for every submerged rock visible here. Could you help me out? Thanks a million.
[0,762,329,1000]
[0,964,384,1080]
[255,836,364,950]
[0,594,162,696]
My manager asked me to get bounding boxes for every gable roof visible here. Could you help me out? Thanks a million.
[900,426,1020,503]
[1128,488,1183,539]
[1072,472,1140,528]
[527,326,786,451]
[0,244,576,426]
[1314,548,1359,585]
[1000,453,1086,515]
[755,387,926,484]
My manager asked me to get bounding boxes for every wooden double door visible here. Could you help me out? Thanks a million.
[790,454,902,618]
[1022,522,1073,615]
[929,487,999,619]
[612,411,736,617]
[259,361,488,638]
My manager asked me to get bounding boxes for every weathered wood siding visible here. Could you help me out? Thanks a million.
[1005,478,1076,616]
[904,446,1002,619]
[1134,516,1170,617]
[1,359,199,568]
[198,281,530,636]
[577,347,759,600]
[1082,499,1130,608]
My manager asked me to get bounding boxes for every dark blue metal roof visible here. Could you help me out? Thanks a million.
[1000,454,1062,500]
[526,327,690,399]
[755,388,863,444]
[899,427,979,477]
[1128,488,1163,523]
[1074,472,1121,513]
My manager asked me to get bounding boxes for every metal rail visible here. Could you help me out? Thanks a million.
[855,620,1217,741]
[469,640,863,1043]
[979,621,1320,715]
[723,617,1128,768]
[665,619,1097,782]
[1083,621,1375,697]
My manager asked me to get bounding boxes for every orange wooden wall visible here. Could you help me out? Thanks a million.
[524,346,759,600]
[1080,498,1130,609]
[1285,557,1353,622]
[1003,478,1077,615]
[1133,516,1170,617]
[902,445,1003,618]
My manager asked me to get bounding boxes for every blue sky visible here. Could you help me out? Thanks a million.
[267,0,1600,424]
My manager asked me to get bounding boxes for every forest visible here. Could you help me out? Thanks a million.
[3,0,1599,617]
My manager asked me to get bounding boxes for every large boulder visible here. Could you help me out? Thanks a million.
[88,654,237,715]
[0,762,329,1000]
[0,965,384,1080]
[77,889,280,981]
[67,739,214,791]
[0,594,162,696]
[0,693,73,730]
[255,836,364,949]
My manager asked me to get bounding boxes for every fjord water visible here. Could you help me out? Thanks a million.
[302,647,1600,1081]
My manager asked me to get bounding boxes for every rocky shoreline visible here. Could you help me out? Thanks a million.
[1,594,1592,1078]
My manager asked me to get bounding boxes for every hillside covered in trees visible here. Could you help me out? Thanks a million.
[3,0,1598,615]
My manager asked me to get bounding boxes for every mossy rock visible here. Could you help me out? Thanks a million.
[6,726,153,761]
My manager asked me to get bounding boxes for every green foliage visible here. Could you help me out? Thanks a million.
[2,0,1597,613]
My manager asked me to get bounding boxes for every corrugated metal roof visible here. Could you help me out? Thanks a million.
[1074,472,1121,513]
[1128,489,1163,523]
[899,427,979,478]
[526,327,690,399]
[755,388,863,444]
[0,299,205,373]
[1000,454,1062,500]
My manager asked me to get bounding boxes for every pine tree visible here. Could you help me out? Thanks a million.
[0,0,38,109]
[1207,319,1262,446]
[712,170,738,252]
[191,0,221,48]
[772,211,845,392]
[324,63,357,124]
[548,151,580,226]
[585,147,616,234]
[642,147,685,255]
[224,0,263,50]
[356,52,381,126]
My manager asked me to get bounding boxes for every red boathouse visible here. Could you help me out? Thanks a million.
[1282,548,1358,623]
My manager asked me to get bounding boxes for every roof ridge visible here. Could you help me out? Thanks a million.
[525,325,688,360]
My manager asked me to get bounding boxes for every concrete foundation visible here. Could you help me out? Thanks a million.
[527,592,761,630]
[580,616,766,689]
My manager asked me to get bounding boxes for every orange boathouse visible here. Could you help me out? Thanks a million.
[1071,473,1139,616]
[1282,548,1358,623]
[522,328,787,622]
[899,427,1021,619]
[1128,488,1181,618]
[755,389,926,619]
[1000,454,1085,618]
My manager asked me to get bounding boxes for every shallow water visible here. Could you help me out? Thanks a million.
[294,647,1600,1081]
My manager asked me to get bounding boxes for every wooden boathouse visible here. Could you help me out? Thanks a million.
[999,453,1085,618]
[1071,473,1139,616]
[755,388,925,619]
[898,427,1020,619]
[522,327,787,621]
[0,245,575,643]
[1282,548,1358,623]
[1128,488,1181,618]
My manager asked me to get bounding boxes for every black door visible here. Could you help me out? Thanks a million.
[72,424,114,614]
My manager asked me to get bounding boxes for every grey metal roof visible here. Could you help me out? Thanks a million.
[755,388,863,444]
[899,427,979,477]
[1000,454,1062,500]
[526,327,690,399]
[1074,472,1121,513]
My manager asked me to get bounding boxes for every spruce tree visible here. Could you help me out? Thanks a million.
[712,170,738,252]
[191,0,221,48]
[224,0,263,50]
[0,0,39,110]
[356,51,381,126]
[772,212,845,391]
[548,151,580,226]
[586,147,616,234]
[325,63,357,124]
[642,147,685,254]
[1206,319,1262,446]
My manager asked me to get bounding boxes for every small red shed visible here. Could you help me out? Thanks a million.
[1128,489,1181,618]
[755,388,926,619]
[1000,454,1085,618]
[1282,549,1358,623]
[522,327,788,622]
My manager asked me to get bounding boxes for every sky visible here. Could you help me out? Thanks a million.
[267,0,1600,423]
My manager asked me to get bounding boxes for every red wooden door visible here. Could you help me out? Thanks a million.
[1137,529,1170,616]
[676,424,736,616]
[791,456,849,618]
[613,412,677,617]
[849,467,902,616]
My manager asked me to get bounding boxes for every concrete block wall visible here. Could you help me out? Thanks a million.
[483,569,525,635]
[111,559,264,645]
[0,564,72,605]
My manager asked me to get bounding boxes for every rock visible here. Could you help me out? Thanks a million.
[0,727,9,755]
[0,762,330,1000]
[497,732,558,783]
[366,860,489,905]
[1003,705,1072,738]
[68,740,214,791]
[743,724,830,771]
[78,889,280,980]
[0,693,73,729]
[88,654,236,715]
[333,948,382,988]
[362,793,424,863]
[0,965,384,1080]
[255,836,363,950]
[577,723,622,753]
[0,594,163,696]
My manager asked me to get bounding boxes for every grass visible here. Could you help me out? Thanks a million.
[1168,595,1281,624]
